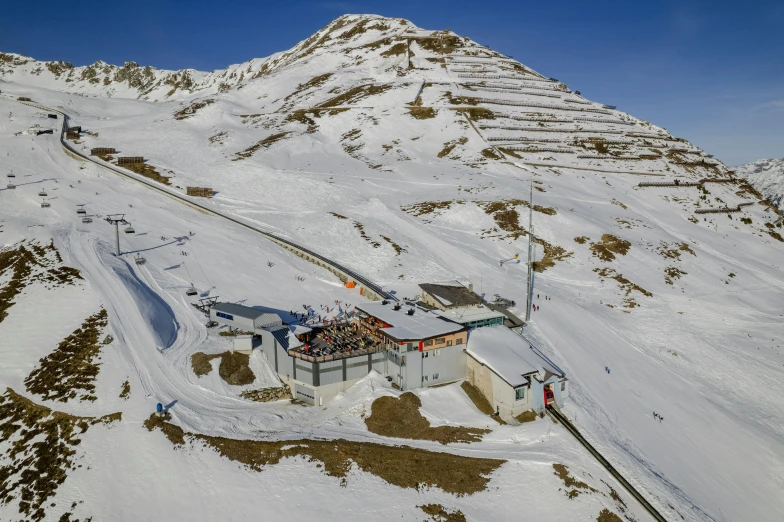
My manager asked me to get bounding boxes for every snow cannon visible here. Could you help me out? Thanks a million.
[156,403,163,417]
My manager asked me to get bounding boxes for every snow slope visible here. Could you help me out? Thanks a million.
[1,13,783,522]
[737,158,784,211]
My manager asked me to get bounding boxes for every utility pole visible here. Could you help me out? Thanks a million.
[105,214,128,256]
[525,181,534,323]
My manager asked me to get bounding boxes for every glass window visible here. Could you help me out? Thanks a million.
[423,375,429,382]
[561,382,566,392]
[446,340,452,346]
[455,338,463,345]
[515,387,525,401]
[433,373,439,380]
[436,337,445,345]
[424,351,429,358]
[424,339,433,347]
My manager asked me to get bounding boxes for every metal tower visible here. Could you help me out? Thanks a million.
[105,214,128,256]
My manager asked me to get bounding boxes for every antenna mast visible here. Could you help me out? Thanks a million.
[525,180,534,323]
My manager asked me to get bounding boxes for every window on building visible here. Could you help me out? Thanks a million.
[406,343,413,352]
[456,338,463,345]
[216,312,234,321]
[423,375,429,382]
[436,337,445,345]
[424,339,433,347]
[423,351,429,358]
[515,387,525,401]
[561,382,566,392]
[433,349,439,356]
[433,373,440,380]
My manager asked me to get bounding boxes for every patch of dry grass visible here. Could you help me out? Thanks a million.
[664,266,687,285]
[595,268,652,302]
[596,509,623,522]
[380,42,408,57]
[553,463,597,499]
[146,416,504,495]
[233,132,291,160]
[408,106,436,119]
[438,137,468,159]
[119,380,130,400]
[318,83,393,107]
[516,410,537,423]
[455,107,495,120]
[191,351,255,385]
[174,99,215,120]
[25,309,108,402]
[0,388,120,521]
[420,504,467,522]
[480,148,503,160]
[121,161,171,185]
[460,382,505,424]
[401,200,459,217]
[365,392,489,444]
[590,234,631,262]
[574,236,589,244]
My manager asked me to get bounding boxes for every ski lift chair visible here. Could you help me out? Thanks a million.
[38,190,47,197]
[7,184,16,189]
[82,217,92,223]
[6,173,15,178]
[125,224,135,233]
[77,208,86,215]
[134,254,146,265]
[41,201,51,208]
[186,287,198,297]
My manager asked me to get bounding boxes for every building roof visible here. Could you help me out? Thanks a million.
[419,282,483,308]
[433,305,505,324]
[212,302,268,320]
[212,303,282,327]
[466,326,564,387]
[484,303,525,329]
[356,302,465,341]
[267,324,302,350]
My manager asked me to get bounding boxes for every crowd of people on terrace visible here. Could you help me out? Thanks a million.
[291,321,379,359]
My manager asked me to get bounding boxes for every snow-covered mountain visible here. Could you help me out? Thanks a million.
[1,13,783,522]
[737,158,784,211]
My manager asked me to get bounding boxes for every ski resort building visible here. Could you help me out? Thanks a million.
[208,301,567,411]
[355,301,468,389]
[432,305,505,329]
[418,281,483,310]
[209,302,284,333]
[465,326,568,418]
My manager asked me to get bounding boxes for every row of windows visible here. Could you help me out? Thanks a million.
[216,311,234,320]
[424,337,463,347]
[423,373,440,382]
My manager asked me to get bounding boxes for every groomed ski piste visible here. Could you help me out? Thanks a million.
[1,14,783,522]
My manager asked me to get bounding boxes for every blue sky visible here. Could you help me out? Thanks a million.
[1,0,781,165]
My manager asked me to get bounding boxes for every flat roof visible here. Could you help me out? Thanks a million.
[433,306,505,324]
[356,302,465,341]
[419,282,483,308]
[212,303,282,327]
[466,326,563,387]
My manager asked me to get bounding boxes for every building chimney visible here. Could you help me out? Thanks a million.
[468,282,474,292]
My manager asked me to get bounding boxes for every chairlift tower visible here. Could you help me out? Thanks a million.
[105,213,129,256]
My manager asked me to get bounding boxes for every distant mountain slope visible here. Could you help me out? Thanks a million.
[737,158,784,210]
